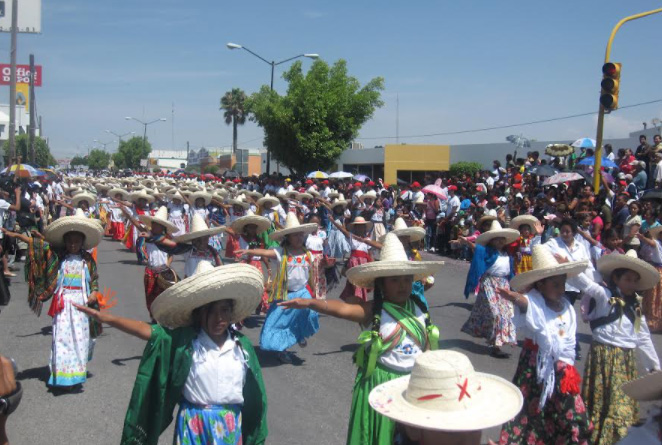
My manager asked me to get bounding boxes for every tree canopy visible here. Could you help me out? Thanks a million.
[112,136,151,170]
[70,155,87,167]
[2,134,57,168]
[87,149,111,170]
[247,59,384,175]
[220,88,247,154]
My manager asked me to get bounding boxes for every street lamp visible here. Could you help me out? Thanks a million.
[93,139,113,151]
[105,129,135,149]
[226,42,319,173]
[125,117,166,169]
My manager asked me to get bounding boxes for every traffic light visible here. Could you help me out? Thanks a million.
[600,62,621,112]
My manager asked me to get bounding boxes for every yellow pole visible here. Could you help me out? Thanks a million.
[593,7,662,194]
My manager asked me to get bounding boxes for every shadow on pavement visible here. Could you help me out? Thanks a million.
[16,326,52,338]
[432,302,473,311]
[243,316,265,329]
[16,365,49,383]
[255,347,306,368]
[439,338,492,356]
[313,343,359,357]
[111,356,143,366]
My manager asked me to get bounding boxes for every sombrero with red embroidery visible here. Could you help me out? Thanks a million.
[369,350,522,431]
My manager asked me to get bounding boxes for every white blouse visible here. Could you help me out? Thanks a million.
[184,248,215,278]
[274,247,311,292]
[544,238,594,292]
[305,230,326,253]
[349,237,370,253]
[379,304,425,372]
[145,242,168,269]
[182,331,246,406]
[486,254,511,277]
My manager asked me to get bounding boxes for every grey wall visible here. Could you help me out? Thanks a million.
[336,147,385,169]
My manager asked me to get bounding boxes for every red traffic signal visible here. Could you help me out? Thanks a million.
[600,62,621,111]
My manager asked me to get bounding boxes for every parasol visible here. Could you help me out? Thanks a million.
[306,171,329,179]
[422,184,447,200]
[545,144,575,157]
[329,171,353,179]
[543,172,585,186]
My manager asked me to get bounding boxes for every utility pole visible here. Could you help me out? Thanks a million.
[8,0,18,161]
[28,54,35,164]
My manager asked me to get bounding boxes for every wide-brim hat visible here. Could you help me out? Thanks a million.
[475,220,519,246]
[190,191,212,206]
[130,191,155,203]
[151,262,264,328]
[231,210,271,235]
[622,370,662,402]
[385,217,425,242]
[95,183,112,192]
[285,191,299,199]
[347,233,444,288]
[509,215,538,232]
[269,213,317,242]
[257,194,279,208]
[45,210,104,250]
[330,194,348,210]
[71,193,97,208]
[297,192,314,201]
[174,213,226,243]
[360,190,377,202]
[228,195,250,209]
[597,250,660,291]
[369,350,522,432]
[138,206,179,235]
[108,188,129,200]
[510,245,589,292]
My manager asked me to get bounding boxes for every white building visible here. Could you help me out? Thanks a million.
[149,149,188,169]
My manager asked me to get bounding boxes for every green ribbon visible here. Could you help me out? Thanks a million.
[356,330,383,378]
[427,324,440,350]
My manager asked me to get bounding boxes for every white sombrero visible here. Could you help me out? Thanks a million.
[384,217,425,242]
[346,233,444,288]
[138,206,179,235]
[349,216,372,230]
[509,215,538,232]
[108,188,129,200]
[475,220,519,246]
[296,191,314,201]
[190,191,212,206]
[622,370,662,402]
[305,186,320,198]
[597,249,660,291]
[269,212,317,242]
[510,245,589,292]
[369,350,522,432]
[45,209,104,250]
[228,195,250,209]
[231,210,271,235]
[151,262,264,328]
[257,193,279,208]
[71,192,97,208]
[360,189,377,202]
[330,194,348,210]
[173,213,226,244]
[328,190,340,200]
[130,191,155,204]
[95,183,112,192]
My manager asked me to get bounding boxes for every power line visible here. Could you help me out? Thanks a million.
[356,98,662,140]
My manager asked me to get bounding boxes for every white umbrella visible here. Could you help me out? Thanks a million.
[571,138,596,149]
[329,171,353,179]
[306,171,329,179]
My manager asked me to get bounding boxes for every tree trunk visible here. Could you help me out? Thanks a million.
[232,117,238,154]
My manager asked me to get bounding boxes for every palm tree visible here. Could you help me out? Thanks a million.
[220,88,247,154]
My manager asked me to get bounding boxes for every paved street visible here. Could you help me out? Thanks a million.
[1,240,661,445]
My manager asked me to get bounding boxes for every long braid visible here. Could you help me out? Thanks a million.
[371,280,384,336]
[409,291,434,348]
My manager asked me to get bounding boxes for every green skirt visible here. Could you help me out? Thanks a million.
[346,363,408,445]
[582,341,638,445]
[263,226,279,249]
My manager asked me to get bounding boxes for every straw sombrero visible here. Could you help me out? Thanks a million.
[509,215,538,231]
[296,191,314,201]
[45,209,104,250]
[138,206,179,235]
[360,190,377,202]
[369,350,522,432]
[257,194,279,208]
[330,194,348,210]
[510,245,589,292]
[95,183,111,192]
[190,191,212,206]
[597,250,660,291]
[305,186,320,198]
[231,210,271,235]
[328,190,340,200]
[269,212,317,242]
[384,217,425,242]
[475,220,519,246]
[285,190,299,199]
[151,262,264,328]
[71,193,97,208]
[622,370,662,402]
[346,233,444,288]
[173,213,226,244]
[477,214,497,227]
[130,191,155,203]
[228,195,250,209]
[349,216,372,230]
[108,188,129,200]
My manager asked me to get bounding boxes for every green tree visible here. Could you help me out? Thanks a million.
[449,161,483,178]
[203,165,220,175]
[70,155,87,167]
[247,59,384,175]
[3,134,57,168]
[87,149,111,170]
[112,136,151,169]
[220,88,247,154]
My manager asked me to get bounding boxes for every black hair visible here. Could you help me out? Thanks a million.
[191,300,236,333]
[558,218,578,234]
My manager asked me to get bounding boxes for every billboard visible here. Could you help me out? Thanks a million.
[0,0,41,33]
[0,64,42,86]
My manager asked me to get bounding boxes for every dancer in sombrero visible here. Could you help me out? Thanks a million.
[173,213,225,279]
[280,233,443,445]
[3,209,104,390]
[507,215,543,275]
[256,193,285,249]
[75,262,268,445]
[108,188,129,241]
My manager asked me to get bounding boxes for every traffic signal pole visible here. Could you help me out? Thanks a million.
[593,7,662,194]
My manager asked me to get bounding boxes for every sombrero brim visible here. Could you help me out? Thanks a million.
[71,195,96,208]
[330,200,348,210]
[475,229,520,246]
[346,260,445,289]
[131,194,155,203]
[597,254,660,291]
[173,226,226,244]
[151,263,264,328]
[138,215,180,235]
[510,261,589,292]
[622,370,662,401]
[257,197,279,208]
[269,223,318,241]
[190,192,212,206]
[231,215,271,235]
[509,215,538,231]
[297,193,314,201]
[228,199,250,209]
[368,372,523,432]
[385,227,426,243]
[45,217,104,250]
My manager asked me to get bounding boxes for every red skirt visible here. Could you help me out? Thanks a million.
[247,258,270,313]
[339,251,372,302]
[111,221,125,241]
[125,225,135,251]
[144,267,166,316]
[225,234,240,259]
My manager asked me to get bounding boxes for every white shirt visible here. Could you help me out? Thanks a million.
[184,248,215,278]
[349,236,370,253]
[273,247,312,291]
[569,272,660,371]
[486,253,511,277]
[543,238,594,292]
[0,199,10,239]
[183,331,247,406]
[305,230,326,252]
[145,242,168,269]
[379,304,425,372]
[640,240,662,265]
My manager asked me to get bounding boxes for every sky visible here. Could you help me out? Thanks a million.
[5,0,662,158]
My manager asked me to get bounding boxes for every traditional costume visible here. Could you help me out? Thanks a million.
[167,192,188,237]
[508,215,541,275]
[340,217,374,302]
[327,195,350,259]
[305,225,328,300]
[386,217,429,307]
[108,188,129,241]
[173,213,225,278]
[225,196,249,259]
[640,225,662,332]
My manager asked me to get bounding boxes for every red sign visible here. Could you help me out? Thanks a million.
[0,64,42,86]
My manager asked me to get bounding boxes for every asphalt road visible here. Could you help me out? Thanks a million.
[1,240,661,445]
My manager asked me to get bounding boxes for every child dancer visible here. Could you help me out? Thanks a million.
[497,245,592,444]
[280,233,444,445]
[167,191,188,237]
[224,195,249,258]
[638,225,662,332]
[324,194,351,259]
[173,213,224,278]
[305,213,329,300]
[507,215,543,274]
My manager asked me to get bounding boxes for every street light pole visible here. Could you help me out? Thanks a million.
[226,42,319,175]
[593,7,662,194]
[125,117,166,170]
[105,130,135,149]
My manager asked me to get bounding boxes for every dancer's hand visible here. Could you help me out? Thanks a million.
[235,249,249,258]
[278,299,310,310]
[553,253,569,264]
[73,303,107,323]
[87,291,99,305]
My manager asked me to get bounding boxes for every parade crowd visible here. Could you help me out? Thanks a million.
[1,139,662,445]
